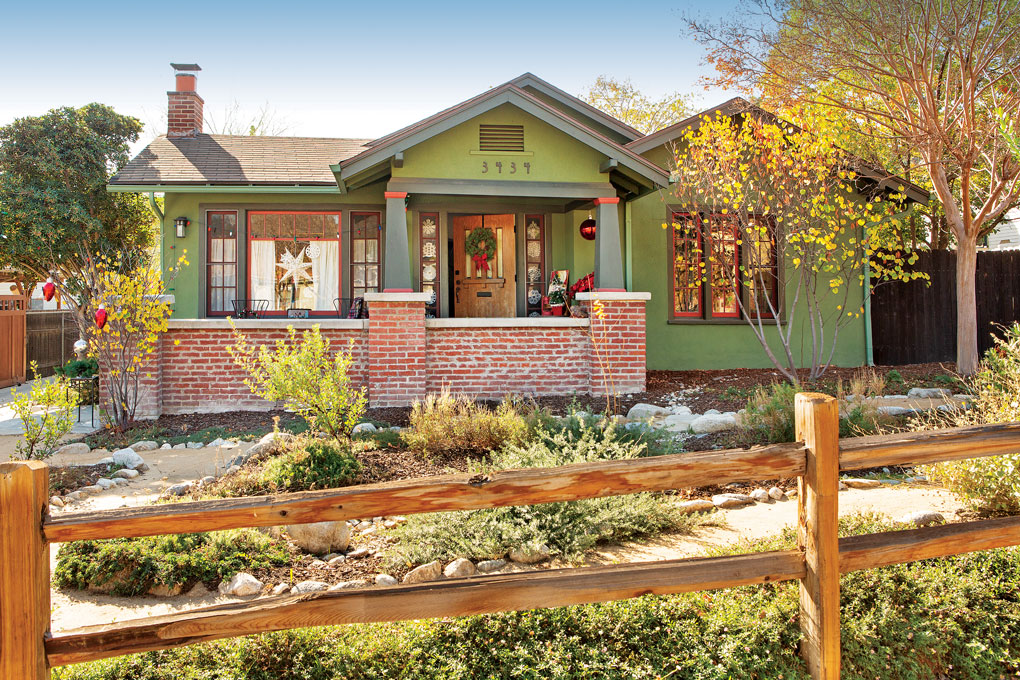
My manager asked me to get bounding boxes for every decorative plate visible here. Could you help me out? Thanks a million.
[421,218,437,238]
[422,263,437,282]
[527,241,541,260]
[422,241,437,259]
[526,221,541,240]
[527,265,541,282]
[529,311,540,317]
[423,286,436,305]
[527,288,542,305]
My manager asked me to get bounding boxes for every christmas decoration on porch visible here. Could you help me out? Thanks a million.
[579,213,597,240]
[42,277,56,302]
[94,305,107,329]
[465,226,497,275]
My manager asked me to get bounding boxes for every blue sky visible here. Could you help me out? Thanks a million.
[1,0,743,148]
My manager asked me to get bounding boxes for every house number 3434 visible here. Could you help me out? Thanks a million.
[482,161,530,174]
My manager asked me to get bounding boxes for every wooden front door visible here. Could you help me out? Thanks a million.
[452,214,517,317]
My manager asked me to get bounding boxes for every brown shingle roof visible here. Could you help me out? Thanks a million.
[110,134,370,186]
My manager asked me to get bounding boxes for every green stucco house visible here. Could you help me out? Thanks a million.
[108,64,926,414]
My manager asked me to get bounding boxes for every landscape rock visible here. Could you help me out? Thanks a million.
[690,414,738,434]
[200,475,216,486]
[78,484,103,496]
[626,403,671,420]
[907,387,951,399]
[218,573,263,596]
[900,511,945,527]
[768,486,786,501]
[509,544,551,564]
[843,478,882,489]
[403,560,443,584]
[185,582,210,598]
[352,422,377,435]
[113,468,139,480]
[287,521,351,555]
[162,482,193,497]
[878,406,913,416]
[444,558,477,578]
[130,440,158,452]
[329,580,366,591]
[221,440,239,449]
[476,559,507,573]
[112,448,145,470]
[309,560,328,569]
[56,442,89,457]
[185,441,204,450]
[669,405,693,416]
[661,413,698,431]
[147,583,183,597]
[346,547,370,559]
[113,477,130,486]
[375,574,398,586]
[712,493,754,509]
[291,580,329,594]
[64,490,84,501]
[97,457,115,465]
[160,443,172,450]
[750,488,770,502]
[704,409,722,416]
[270,583,291,596]
[259,431,296,446]
[207,438,226,447]
[172,443,186,450]
[328,555,346,566]
[95,478,116,489]
[678,499,715,514]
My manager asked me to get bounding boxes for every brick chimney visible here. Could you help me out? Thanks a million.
[167,63,203,138]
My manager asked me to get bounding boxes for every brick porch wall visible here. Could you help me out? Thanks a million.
[100,293,649,418]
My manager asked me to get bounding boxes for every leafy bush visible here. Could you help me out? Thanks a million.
[54,529,289,596]
[228,323,366,439]
[885,368,904,386]
[743,382,797,442]
[54,357,98,378]
[388,424,694,566]
[528,406,686,456]
[401,390,528,456]
[259,439,362,492]
[11,362,78,459]
[53,514,1020,680]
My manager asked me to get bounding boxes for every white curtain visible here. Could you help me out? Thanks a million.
[250,241,276,308]
[311,240,339,311]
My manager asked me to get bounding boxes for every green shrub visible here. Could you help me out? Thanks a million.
[886,368,904,385]
[743,382,797,442]
[228,323,366,439]
[260,439,362,492]
[11,362,78,459]
[388,424,695,566]
[401,390,528,456]
[54,357,99,378]
[53,514,1020,680]
[529,406,686,456]
[53,529,289,596]
[742,380,891,444]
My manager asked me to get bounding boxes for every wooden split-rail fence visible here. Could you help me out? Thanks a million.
[5,393,1020,679]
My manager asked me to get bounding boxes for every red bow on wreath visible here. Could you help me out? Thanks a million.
[472,252,490,274]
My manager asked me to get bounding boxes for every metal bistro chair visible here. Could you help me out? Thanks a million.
[231,299,270,319]
[67,375,98,428]
[333,297,368,319]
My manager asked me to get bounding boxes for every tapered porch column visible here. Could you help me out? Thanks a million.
[383,191,412,291]
[593,196,625,290]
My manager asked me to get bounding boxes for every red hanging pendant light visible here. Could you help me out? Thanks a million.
[579,213,597,241]
[42,277,56,302]
[95,305,107,329]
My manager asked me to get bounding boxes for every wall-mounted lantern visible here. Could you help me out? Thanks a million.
[174,216,190,239]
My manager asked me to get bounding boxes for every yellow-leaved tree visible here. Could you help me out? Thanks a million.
[667,108,926,384]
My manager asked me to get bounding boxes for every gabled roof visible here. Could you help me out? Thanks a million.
[626,97,931,205]
[109,134,370,187]
[509,72,644,143]
[336,83,669,191]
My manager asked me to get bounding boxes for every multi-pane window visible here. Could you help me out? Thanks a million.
[350,212,381,299]
[248,211,341,313]
[670,211,779,320]
[206,211,237,316]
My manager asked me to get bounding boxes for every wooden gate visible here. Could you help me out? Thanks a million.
[0,295,27,387]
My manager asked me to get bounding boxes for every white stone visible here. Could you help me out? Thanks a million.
[328,555,346,566]
[64,490,84,501]
[704,409,722,416]
[160,443,172,450]
[162,482,192,497]
[78,484,103,496]
[750,488,770,502]
[185,441,204,450]
[509,544,551,564]
[669,405,693,416]
[878,406,912,416]
[352,422,377,435]
[403,560,443,584]
[768,487,786,501]
[287,521,351,555]
[56,442,89,456]
[259,431,295,446]
[626,403,670,420]
[185,582,210,598]
[95,478,116,489]
[112,448,145,470]
[843,478,882,489]
[218,572,263,596]
[661,413,698,432]
[346,547,370,559]
[221,440,239,449]
[200,475,216,486]
[476,559,507,573]
[270,583,291,596]
[207,438,226,447]
[444,558,477,578]
[113,468,139,479]
[309,560,328,569]
[97,457,114,465]
[291,580,329,593]
[712,493,754,509]
[900,511,945,527]
[50,495,64,508]
[172,443,186,450]
[329,580,366,591]
[907,387,951,399]
[690,413,738,434]
[375,574,398,586]
[113,477,130,486]
[130,440,158,452]
[677,499,715,514]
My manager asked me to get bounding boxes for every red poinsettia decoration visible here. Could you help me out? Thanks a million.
[568,272,594,301]
[95,305,107,329]
[42,277,56,302]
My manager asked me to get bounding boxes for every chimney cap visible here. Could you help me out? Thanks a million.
[170,63,202,73]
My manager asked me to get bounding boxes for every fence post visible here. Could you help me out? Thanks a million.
[0,461,51,679]
[795,392,840,680]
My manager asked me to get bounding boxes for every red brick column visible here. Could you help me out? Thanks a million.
[576,291,650,396]
[365,292,430,407]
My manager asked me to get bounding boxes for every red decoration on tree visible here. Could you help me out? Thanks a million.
[42,277,56,302]
[94,305,107,329]
[579,218,597,241]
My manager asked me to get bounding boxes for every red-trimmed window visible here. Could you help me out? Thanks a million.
[206,211,237,316]
[247,211,341,314]
[670,212,703,317]
[744,215,779,318]
[708,214,740,317]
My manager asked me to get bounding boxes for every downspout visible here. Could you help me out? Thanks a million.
[624,200,633,291]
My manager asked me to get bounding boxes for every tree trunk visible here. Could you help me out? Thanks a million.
[956,236,979,375]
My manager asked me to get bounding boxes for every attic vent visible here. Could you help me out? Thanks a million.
[479,124,525,152]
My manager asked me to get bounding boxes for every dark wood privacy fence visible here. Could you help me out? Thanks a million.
[26,311,78,377]
[5,394,1020,679]
[871,249,1020,365]
[0,294,27,387]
